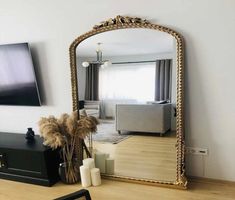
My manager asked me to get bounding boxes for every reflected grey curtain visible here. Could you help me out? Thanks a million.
[155,59,172,101]
[85,64,99,100]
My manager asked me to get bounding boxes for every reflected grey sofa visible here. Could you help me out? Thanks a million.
[115,103,171,136]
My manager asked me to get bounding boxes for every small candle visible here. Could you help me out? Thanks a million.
[106,158,115,175]
[91,168,101,186]
[83,158,95,169]
[95,152,106,173]
[80,165,91,187]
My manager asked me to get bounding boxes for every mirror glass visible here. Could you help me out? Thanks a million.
[76,28,177,182]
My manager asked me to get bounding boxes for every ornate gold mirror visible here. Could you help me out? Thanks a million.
[69,16,186,189]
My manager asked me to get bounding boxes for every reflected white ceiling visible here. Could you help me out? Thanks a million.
[76,28,174,57]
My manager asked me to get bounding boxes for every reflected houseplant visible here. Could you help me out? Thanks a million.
[38,111,98,184]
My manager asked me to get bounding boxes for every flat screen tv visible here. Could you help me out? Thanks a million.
[0,43,41,106]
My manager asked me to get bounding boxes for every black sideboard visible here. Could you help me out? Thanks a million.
[0,132,61,186]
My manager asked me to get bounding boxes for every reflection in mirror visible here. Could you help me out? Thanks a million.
[76,28,177,182]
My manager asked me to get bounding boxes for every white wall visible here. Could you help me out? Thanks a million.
[0,0,235,182]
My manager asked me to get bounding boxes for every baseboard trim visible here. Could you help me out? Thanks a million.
[189,176,235,186]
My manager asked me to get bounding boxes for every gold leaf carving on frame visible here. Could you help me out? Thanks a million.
[93,15,150,29]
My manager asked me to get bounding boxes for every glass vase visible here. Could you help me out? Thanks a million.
[58,161,80,184]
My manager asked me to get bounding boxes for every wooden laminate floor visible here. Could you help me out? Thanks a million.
[0,178,235,200]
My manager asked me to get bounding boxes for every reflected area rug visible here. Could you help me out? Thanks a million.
[92,120,131,144]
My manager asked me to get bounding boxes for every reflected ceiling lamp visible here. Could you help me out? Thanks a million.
[82,43,111,68]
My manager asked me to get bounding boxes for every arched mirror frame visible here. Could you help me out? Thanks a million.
[69,16,187,189]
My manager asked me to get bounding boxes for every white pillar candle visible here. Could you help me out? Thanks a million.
[83,158,95,169]
[106,158,115,175]
[80,165,91,187]
[95,152,106,173]
[91,168,101,186]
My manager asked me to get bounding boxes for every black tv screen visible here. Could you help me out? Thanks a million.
[0,43,41,106]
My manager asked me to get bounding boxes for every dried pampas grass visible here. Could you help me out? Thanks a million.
[78,115,99,138]
[38,111,99,183]
[38,111,99,149]
[38,116,65,149]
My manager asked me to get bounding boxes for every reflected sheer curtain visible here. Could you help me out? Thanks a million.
[99,63,156,102]
[155,59,172,101]
[85,64,99,100]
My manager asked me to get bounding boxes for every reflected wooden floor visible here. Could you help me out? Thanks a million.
[93,131,177,182]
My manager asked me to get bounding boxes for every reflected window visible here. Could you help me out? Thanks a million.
[99,63,156,103]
